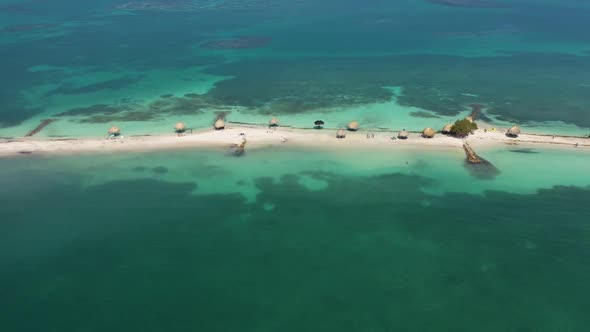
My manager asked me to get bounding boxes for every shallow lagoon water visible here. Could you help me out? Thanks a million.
[1,147,589,331]
[2,145,588,199]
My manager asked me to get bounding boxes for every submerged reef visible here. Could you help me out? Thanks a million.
[4,47,590,129]
[31,53,590,128]
[56,103,155,123]
[44,77,144,97]
[55,94,229,123]
[148,95,224,114]
[202,53,590,127]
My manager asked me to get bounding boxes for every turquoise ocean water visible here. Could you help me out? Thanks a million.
[1,0,590,331]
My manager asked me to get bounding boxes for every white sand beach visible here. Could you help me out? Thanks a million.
[0,124,588,157]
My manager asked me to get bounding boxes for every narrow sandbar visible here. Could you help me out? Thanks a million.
[0,124,588,158]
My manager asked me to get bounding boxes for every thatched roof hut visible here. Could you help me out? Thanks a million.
[214,118,225,130]
[507,125,521,137]
[108,126,121,135]
[347,121,359,131]
[422,127,436,138]
[174,122,186,133]
[336,128,347,139]
[269,117,279,127]
[442,123,453,134]
[398,130,409,139]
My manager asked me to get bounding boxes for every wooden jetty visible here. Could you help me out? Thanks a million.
[25,119,56,137]
[462,141,500,179]
[468,103,484,121]
[232,138,247,156]
[463,142,484,164]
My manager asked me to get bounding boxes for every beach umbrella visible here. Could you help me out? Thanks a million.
[422,127,436,138]
[108,126,121,135]
[398,130,409,139]
[174,122,186,133]
[507,125,521,137]
[314,120,325,128]
[442,123,453,134]
[347,121,359,131]
[214,118,225,130]
[336,128,347,139]
[269,117,279,126]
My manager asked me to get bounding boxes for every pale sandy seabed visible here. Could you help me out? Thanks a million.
[0,123,588,158]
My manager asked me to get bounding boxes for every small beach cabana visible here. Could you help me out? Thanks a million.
[398,130,409,139]
[214,118,225,130]
[314,120,325,129]
[507,125,521,138]
[422,127,436,138]
[269,117,279,127]
[174,122,186,133]
[336,128,347,139]
[442,124,453,134]
[108,126,121,137]
[347,121,359,131]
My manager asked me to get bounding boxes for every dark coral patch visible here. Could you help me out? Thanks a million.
[56,103,156,123]
[55,92,229,123]
[410,111,441,119]
[214,110,231,120]
[44,77,143,97]
[133,166,147,172]
[509,149,540,154]
[57,104,121,116]
[152,166,169,174]
[425,0,508,8]
[200,36,271,50]
[80,112,156,123]
[1,23,61,34]
[148,95,229,115]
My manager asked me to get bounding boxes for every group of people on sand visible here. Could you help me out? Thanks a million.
[241,130,287,143]
[107,133,124,141]
[105,124,587,149]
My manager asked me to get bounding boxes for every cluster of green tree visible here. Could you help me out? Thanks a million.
[450,119,478,137]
